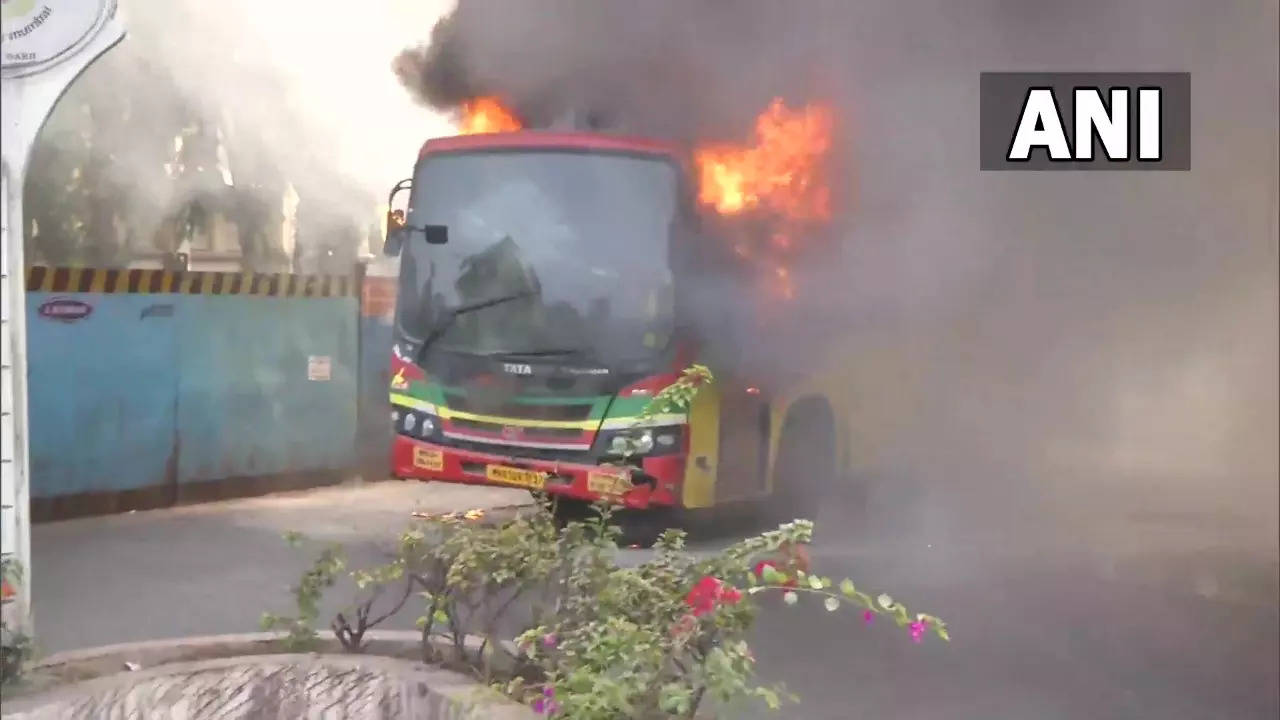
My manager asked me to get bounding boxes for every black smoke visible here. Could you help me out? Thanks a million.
[391,0,1279,539]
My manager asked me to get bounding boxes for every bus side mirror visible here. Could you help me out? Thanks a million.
[424,224,449,245]
[384,209,406,256]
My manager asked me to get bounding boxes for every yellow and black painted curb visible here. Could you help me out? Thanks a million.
[26,266,354,298]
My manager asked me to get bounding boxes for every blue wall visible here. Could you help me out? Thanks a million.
[27,295,179,496]
[26,292,358,499]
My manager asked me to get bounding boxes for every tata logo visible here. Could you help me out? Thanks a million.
[37,297,92,323]
[502,362,533,376]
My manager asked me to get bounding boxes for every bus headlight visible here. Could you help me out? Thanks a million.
[393,407,440,440]
[599,426,683,458]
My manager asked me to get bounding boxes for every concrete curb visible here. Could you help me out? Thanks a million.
[3,632,536,719]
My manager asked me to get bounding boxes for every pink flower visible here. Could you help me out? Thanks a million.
[863,610,875,626]
[909,618,929,644]
[541,633,557,649]
[533,686,560,715]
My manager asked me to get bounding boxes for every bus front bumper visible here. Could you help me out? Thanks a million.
[390,435,685,509]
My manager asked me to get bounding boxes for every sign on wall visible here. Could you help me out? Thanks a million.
[1,0,112,75]
[36,297,92,322]
[307,355,332,382]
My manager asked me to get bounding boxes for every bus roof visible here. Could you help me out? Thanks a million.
[419,131,682,160]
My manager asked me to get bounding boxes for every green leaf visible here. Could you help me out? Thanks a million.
[807,575,824,590]
[757,687,781,710]
[433,609,449,624]
[839,579,856,597]
[824,597,840,612]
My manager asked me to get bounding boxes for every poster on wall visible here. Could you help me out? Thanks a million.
[307,355,332,382]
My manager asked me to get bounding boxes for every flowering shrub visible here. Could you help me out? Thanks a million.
[263,364,948,717]
[265,506,947,718]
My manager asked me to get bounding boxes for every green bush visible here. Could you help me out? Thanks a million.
[262,364,948,717]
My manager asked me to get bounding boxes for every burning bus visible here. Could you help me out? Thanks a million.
[380,97,849,540]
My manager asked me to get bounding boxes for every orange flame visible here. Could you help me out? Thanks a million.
[695,99,836,302]
[695,99,833,222]
[459,97,522,135]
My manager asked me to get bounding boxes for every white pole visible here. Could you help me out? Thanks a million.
[1,0,126,638]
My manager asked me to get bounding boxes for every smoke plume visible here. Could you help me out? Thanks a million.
[28,0,460,268]
[393,0,1279,539]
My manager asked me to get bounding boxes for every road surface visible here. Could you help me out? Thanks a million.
[29,478,1279,719]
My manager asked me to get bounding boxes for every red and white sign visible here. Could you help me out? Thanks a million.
[307,355,332,382]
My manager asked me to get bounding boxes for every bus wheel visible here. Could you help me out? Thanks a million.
[612,508,673,549]
[773,405,836,528]
[551,497,593,529]
[549,498,671,548]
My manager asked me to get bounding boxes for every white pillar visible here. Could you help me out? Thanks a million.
[1,0,126,637]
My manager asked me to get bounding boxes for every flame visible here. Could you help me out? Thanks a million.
[695,99,833,221]
[459,97,522,135]
[694,99,836,301]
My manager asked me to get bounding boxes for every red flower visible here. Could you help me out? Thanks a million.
[685,576,722,616]
[684,576,742,617]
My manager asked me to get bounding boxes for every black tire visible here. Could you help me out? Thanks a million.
[612,508,678,549]
[551,497,593,529]
[550,499,669,548]
[771,403,837,527]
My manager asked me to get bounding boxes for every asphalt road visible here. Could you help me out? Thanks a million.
[30,478,1279,719]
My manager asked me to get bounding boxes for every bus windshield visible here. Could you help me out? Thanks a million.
[395,148,680,365]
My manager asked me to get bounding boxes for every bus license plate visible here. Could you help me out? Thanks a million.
[413,447,443,472]
[587,470,633,497]
[486,464,548,490]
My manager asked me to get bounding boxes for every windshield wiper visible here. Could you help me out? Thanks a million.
[413,289,538,364]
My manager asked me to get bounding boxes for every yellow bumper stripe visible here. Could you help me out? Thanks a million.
[389,393,437,414]
[388,394,686,433]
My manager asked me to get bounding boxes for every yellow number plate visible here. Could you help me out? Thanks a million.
[413,447,443,471]
[486,464,548,490]
[587,470,633,497]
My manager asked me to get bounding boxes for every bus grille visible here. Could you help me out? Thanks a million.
[443,392,595,421]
